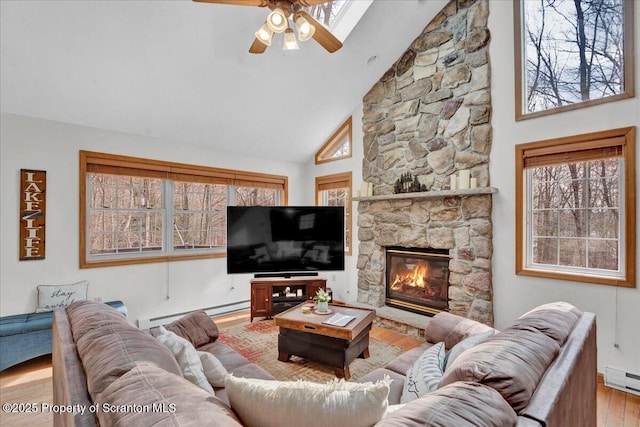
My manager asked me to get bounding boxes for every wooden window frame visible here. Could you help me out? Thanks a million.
[515,127,636,287]
[80,150,288,269]
[315,117,352,165]
[315,172,352,256]
[513,0,635,121]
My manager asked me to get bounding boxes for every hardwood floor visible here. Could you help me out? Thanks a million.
[1,311,637,427]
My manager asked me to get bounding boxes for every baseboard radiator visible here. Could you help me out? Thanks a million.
[137,300,250,329]
[604,365,640,396]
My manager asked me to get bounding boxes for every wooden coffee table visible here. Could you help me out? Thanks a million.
[274,303,375,379]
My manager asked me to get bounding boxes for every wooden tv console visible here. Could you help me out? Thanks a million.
[250,277,328,322]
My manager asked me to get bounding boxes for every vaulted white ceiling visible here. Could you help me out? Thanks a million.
[1,0,447,163]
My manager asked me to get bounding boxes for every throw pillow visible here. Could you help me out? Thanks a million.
[156,326,215,395]
[225,375,391,427]
[444,329,494,371]
[400,342,445,403]
[164,310,219,347]
[198,350,228,387]
[36,280,89,313]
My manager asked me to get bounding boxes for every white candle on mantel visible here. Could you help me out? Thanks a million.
[367,182,373,196]
[450,174,458,190]
[470,177,478,189]
[360,182,368,197]
[458,170,470,189]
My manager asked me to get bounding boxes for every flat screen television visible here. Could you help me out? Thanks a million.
[226,206,345,276]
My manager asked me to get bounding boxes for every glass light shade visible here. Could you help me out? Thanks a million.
[295,16,315,42]
[282,28,299,50]
[266,8,288,33]
[255,23,273,46]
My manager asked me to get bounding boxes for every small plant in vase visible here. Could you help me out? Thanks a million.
[315,289,331,313]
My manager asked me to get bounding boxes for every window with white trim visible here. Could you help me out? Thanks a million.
[81,151,287,268]
[515,127,635,287]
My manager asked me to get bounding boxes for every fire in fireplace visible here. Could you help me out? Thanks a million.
[386,247,450,316]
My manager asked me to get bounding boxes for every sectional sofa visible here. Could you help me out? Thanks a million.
[52,300,596,426]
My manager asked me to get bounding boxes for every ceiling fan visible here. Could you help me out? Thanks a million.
[193,0,343,54]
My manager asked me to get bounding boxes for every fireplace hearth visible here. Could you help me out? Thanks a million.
[386,247,450,316]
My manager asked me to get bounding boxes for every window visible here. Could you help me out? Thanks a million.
[514,0,634,120]
[315,117,352,164]
[304,0,349,28]
[315,172,352,255]
[515,127,636,287]
[80,151,287,268]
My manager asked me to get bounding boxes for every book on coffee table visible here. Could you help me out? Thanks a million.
[322,312,356,327]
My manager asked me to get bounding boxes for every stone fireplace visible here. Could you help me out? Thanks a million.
[386,247,450,315]
[355,0,494,325]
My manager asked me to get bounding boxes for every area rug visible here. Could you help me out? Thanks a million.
[218,320,405,383]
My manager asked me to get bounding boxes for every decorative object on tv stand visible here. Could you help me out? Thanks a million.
[394,172,427,194]
[314,288,331,313]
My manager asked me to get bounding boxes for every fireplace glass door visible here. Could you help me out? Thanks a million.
[386,247,449,315]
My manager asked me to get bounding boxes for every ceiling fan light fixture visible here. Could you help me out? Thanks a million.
[255,22,273,46]
[294,15,315,42]
[267,8,288,33]
[282,28,299,50]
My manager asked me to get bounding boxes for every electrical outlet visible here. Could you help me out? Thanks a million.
[331,274,336,282]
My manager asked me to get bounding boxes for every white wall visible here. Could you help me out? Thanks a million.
[304,110,365,304]
[0,113,306,323]
[489,1,640,374]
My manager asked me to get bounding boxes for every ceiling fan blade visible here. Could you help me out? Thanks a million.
[249,38,268,54]
[298,11,342,53]
[193,0,269,6]
[295,0,334,6]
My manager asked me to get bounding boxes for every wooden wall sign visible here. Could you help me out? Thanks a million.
[20,169,46,260]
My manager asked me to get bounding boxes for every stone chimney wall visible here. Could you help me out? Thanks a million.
[357,0,494,325]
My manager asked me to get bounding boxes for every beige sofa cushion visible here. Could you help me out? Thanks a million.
[425,312,495,350]
[164,310,219,347]
[96,362,242,427]
[377,381,517,427]
[511,301,582,346]
[439,327,560,412]
[75,320,182,400]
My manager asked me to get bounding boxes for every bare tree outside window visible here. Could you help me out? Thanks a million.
[514,0,634,119]
[235,187,280,207]
[529,159,620,272]
[304,0,346,27]
[89,175,163,255]
[173,182,227,250]
[315,172,352,255]
[515,127,636,288]
[81,151,288,268]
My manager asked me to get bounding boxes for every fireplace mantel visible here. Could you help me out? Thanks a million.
[353,187,498,202]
